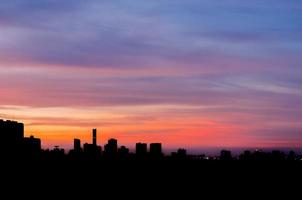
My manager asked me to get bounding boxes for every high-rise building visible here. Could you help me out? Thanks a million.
[104,138,118,157]
[0,119,24,143]
[150,143,162,157]
[92,129,97,146]
[74,138,81,152]
[136,143,147,157]
[118,146,129,157]
[83,143,102,157]
[82,129,102,159]
[0,119,24,154]
[23,135,41,157]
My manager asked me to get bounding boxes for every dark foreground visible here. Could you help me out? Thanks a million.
[2,160,301,198]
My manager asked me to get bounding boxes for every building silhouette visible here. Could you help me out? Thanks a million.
[48,146,65,161]
[118,146,129,157]
[1,118,302,165]
[22,135,41,159]
[93,129,97,146]
[136,143,147,157]
[0,119,24,140]
[171,148,187,160]
[68,138,83,159]
[272,150,286,161]
[0,119,42,159]
[220,150,232,160]
[0,120,24,155]
[83,143,101,156]
[83,129,102,159]
[150,143,162,158]
[239,150,252,160]
[288,150,296,161]
[104,138,118,157]
[23,135,41,151]
[74,139,82,152]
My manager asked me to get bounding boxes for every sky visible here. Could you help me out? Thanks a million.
[0,0,302,152]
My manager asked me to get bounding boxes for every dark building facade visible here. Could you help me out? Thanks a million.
[150,143,162,157]
[118,146,129,157]
[0,119,25,155]
[74,139,81,152]
[104,138,118,157]
[0,120,24,144]
[136,143,147,157]
[220,150,232,160]
[93,129,97,146]
[23,136,41,158]
[84,143,101,156]
[83,129,102,159]
[171,148,187,159]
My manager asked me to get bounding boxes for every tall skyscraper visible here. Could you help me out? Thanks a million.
[92,128,97,146]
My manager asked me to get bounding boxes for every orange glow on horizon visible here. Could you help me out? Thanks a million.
[0,104,301,151]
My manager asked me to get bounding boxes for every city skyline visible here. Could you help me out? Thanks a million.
[0,1,302,151]
[1,119,301,158]
[1,118,302,155]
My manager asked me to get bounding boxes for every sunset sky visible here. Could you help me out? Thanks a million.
[0,0,302,152]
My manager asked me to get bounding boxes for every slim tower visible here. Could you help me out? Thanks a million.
[92,128,97,146]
